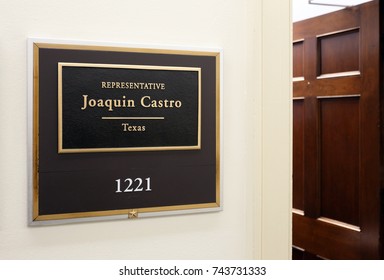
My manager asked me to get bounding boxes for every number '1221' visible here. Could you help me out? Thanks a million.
[115,177,152,193]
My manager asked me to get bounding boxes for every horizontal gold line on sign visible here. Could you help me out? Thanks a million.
[102,116,165,120]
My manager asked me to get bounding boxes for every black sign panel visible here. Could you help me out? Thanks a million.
[59,63,201,153]
[30,41,221,224]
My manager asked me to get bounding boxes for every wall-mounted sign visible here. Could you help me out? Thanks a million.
[28,39,222,225]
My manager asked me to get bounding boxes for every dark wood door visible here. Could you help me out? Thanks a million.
[292,0,381,259]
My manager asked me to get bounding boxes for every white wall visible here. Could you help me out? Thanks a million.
[0,0,291,259]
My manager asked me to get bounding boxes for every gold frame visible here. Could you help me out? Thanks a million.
[58,62,202,153]
[32,42,221,223]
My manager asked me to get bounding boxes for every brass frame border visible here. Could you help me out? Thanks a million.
[58,62,202,153]
[34,203,219,221]
[32,43,40,220]
[29,39,222,225]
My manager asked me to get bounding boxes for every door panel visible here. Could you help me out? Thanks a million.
[292,0,381,259]
[293,41,304,79]
[293,99,304,212]
[318,29,360,76]
[320,97,360,227]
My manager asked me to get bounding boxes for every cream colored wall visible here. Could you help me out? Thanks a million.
[0,0,291,259]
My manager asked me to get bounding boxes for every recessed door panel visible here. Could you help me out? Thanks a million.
[319,97,360,227]
[318,29,360,76]
[293,99,305,211]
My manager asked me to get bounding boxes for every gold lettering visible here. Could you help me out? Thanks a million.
[104,99,113,111]
[140,96,182,108]
[122,123,146,132]
[97,99,104,107]
[141,96,151,108]
[81,95,135,111]
[81,95,89,110]
[100,81,166,90]
[122,123,129,131]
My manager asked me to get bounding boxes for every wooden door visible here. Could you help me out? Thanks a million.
[292,0,381,259]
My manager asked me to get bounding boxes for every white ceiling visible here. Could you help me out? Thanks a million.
[292,0,374,22]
